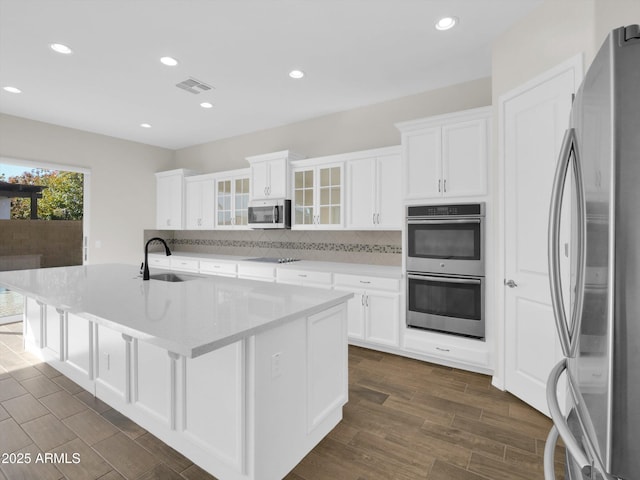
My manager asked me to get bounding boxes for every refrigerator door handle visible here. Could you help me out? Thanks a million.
[543,426,560,480]
[546,359,593,478]
[548,127,586,357]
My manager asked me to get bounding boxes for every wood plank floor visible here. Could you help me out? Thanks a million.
[0,321,566,479]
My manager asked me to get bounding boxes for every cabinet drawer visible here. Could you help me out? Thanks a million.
[237,264,275,280]
[200,261,237,276]
[333,273,400,292]
[148,256,171,268]
[277,269,332,286]
[403,330,490,368]
[170,258,199,272]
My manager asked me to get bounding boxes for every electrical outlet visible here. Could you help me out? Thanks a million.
[271,352,282,379]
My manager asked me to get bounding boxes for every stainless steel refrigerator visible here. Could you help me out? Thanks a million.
[545,25,640,480]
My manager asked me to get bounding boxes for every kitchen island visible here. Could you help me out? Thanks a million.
[0,264,352,480]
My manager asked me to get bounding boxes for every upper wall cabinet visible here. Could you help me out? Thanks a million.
[247,150,304,201]
[345,146,402,230]
[185,174,216,230]
[215,168,250,229]
[396,107,490,201]
[156,169,197,230]
[291,159,344,230]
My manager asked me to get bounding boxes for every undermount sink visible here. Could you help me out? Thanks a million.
[149,273,198,283]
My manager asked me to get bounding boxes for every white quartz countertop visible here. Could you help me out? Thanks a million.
[153,252,402,279]
[0,264,352,358]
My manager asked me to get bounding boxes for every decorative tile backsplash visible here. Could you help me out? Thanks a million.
[144,229,402,266]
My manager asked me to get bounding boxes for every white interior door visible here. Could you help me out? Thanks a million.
[501,58,581,414]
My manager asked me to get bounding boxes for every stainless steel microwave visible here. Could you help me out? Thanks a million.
[248,199,291,229]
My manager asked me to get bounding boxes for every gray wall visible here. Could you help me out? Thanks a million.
[0,114,174,265]
[174,77,492,173]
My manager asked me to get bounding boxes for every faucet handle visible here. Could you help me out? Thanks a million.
[140,262,144,274]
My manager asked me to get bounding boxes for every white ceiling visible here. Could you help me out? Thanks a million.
[0,0,542,150]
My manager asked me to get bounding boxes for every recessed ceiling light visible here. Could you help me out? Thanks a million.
[3,86,22,93]
[160,56,179,66]
[140,123,152,128]
[289,69,305,79]
[435,16,457,31]
[200,102,213,109]
[50,43,73,54]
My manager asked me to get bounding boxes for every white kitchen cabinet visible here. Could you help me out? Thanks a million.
[396,107,490,201]
[43,305,62,362]
[95,324,129,402]
[334,273,400,348]
[24,297,43,349]
[237,263,276,282]
[63,312,94,391]
[170,257,199,273]
[216,169,250,229]
[291,161,344,229]
[200,259,237,278]
[276,268,332,288]
[403,328,490,371]
[346,147,402,230]
[147,255,171,268]
[156,169,197,230]
[247,150,304,200]
[185,174,216,230]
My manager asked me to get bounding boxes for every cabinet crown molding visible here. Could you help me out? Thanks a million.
[395,106,491,133]
[245,150,305,163]
[291,145,400,167]
[155,168,198,178]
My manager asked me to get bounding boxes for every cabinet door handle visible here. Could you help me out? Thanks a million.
[298,274,307,278]
[438,179,441,193]
[359,280,371,284]
[372,213,376,224]
[361,294,365,306]
[376,213,380,224]
[436,347,450,352]
[365,294,369,307]
[444,179,447,193]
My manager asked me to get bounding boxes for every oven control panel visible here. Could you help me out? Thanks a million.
[407,203,484,217]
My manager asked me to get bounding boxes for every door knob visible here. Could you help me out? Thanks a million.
[504,279,518,288]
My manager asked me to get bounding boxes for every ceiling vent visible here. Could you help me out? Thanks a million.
[175,77,214,94]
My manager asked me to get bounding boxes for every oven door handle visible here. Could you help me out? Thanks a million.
[407,274,481,285]
[407,218,481,225]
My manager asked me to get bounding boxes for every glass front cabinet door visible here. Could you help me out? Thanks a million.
[216,169,250,229]
[292,162,343,229]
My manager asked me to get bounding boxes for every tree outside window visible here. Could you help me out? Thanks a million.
[0,168,83,220]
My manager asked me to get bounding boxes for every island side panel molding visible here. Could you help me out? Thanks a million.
[307,303,348,433]
[55,311,95,392]
[44,305,63,363]
[132,339,172,426]
[23,297,44,349]
[253,303,348,480]
[168,351,180,431]
[182,339,246,472]
[65,313,94,382]
[94,325,128,403]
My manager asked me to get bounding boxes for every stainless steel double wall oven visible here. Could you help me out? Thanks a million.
[406,203,485,339]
